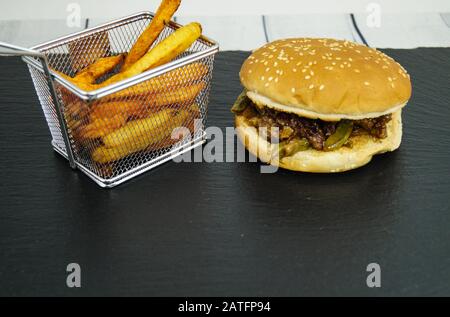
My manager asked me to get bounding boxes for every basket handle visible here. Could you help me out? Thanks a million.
[0,41,76,169]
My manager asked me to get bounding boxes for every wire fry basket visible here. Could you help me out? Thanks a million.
[0,12,219,188]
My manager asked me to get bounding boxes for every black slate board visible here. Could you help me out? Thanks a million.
[0,49,450,296]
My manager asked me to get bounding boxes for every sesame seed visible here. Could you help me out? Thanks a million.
[265,67,270,72]
[302,69,307,73]
[291,88,296,93]
[265,83,269,87]
[310,70,314,76]
[305,75,311,79]
[275,77,279,83]
[364,81,370,86]
[261,76,265,81]
[319,84,325,90]
[309,84,314,89]
[268,77,273,81]
[354,69,360,73]
[293,68,297,72]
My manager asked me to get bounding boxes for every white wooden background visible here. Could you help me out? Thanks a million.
[0,0,450,50]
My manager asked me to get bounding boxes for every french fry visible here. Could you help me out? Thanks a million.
[106,62,208,100]
[88,82,203,120]
[59,79,203,141]
[93,108,192,163]
[52,62,207,95]
[102,108,174,148]
[53,70,95,91]
[144,82,205,108]
[122,0,182,71]
[80,113,128,139]
[81,81,203,139]
[92,109,190,163]
[65,99,90,119]
[102,22,202,86]
[74,54,125,84]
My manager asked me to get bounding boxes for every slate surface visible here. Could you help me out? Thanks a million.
[0,49,449,296]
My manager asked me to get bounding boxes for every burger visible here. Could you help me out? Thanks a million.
[232,38,412,172]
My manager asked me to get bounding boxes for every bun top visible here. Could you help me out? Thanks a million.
[240,38,412,120]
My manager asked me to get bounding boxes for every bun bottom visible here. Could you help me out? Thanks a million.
[235,110,403,173]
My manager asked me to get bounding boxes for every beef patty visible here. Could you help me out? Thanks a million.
[243,101,392,151]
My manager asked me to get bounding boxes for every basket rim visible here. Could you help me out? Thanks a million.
[22,11,219,101]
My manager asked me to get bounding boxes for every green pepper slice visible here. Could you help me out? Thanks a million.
[276,138,310,160]
[324,120,353,151]
[231,90,251,114]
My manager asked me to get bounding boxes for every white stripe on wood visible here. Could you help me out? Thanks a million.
[441,13,450,27]
[354,13,450,48]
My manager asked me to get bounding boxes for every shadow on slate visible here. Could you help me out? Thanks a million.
[0,49,449,296]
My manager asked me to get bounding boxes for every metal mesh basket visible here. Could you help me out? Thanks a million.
[1,12,218,187]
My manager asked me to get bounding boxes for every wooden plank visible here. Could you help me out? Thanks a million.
[353,13,450,48]
[175,16,267,51]
[2,0,450,20]
[0,19,85,48]
[263,14,357,43]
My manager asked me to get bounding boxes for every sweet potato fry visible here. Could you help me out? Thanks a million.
[122,0,182,71]
[102,22,202,86]
[74,54,125,84]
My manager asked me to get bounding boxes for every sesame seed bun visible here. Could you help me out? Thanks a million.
[235,109,403,173]
[240,38,412,121]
